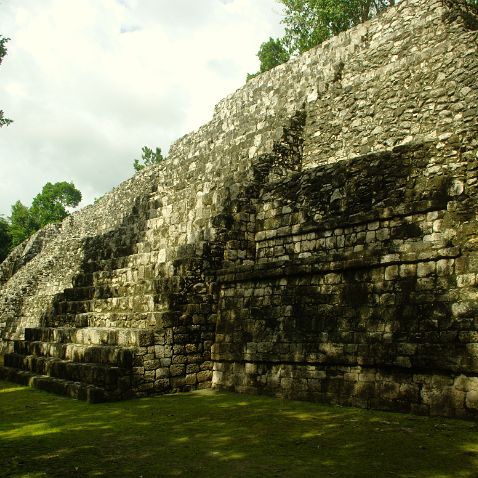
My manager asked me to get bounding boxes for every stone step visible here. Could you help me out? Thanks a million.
[50,314,90,328]
[4,353,132,391]
[81,252,153,273]
[62,286,95,301]
[82,248,136,267]
[54,294,156,315]
[14,341,134,367]
[55,300,92,315]
[24,327,155,347]
[51,312,162,329]
[0,366,121,403]
[62,285,156,301]
[79,270,144,288]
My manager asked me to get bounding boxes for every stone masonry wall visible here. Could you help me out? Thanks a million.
[212,139,478,417]
[0,0,477,415]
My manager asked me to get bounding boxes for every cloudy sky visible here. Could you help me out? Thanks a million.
[0,0,284,217]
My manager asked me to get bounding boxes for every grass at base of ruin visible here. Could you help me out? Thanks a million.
[0,380,477,478]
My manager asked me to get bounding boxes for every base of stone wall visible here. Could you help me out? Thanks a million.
[212,361,478,419]
[0,366,128,403]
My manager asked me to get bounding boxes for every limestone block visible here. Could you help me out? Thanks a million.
[156,368,170,379]
[358,371,377,383]
[144,359,161,371]
[197,370,213,383]
[185,374,198,385]
[417,262,436,278]
[465,391,478,410]
[170,377,186,389]
[170,364,186,377]
[154,379,170,392]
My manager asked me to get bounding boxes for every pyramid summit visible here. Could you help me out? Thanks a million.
[1,0,478,417]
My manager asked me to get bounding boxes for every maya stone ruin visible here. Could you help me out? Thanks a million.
[1,0,478,418]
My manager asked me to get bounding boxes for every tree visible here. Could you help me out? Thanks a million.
[30,181,82,228]
[133,146,164,172]
[277,0,477,57]
[8,182,82,248]
[250,0,397,77]
[0,216,11,262]
[0,35,13,127]
[279,0,395,55]
[247,37,290,81]
[0,36,8,64]
[9,201,37,247]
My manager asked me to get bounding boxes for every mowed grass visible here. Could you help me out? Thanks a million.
[0,380,477,478]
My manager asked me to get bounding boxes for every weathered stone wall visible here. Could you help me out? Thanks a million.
[208,0,478,418]
[1,0,477,415]
[212,139,478,417]
[0,168,160,339]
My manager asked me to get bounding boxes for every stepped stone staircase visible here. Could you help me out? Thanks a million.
[0,187,168,402]
[0,326,154,402]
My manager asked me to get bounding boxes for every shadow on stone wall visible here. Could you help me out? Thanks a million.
[212,139,478,416]
[39,192,154,330]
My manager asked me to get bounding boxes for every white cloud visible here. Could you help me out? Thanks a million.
[0,0,284,216]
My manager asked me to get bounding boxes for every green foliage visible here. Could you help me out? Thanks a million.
[30,181,82,228]
[0,111,13,128]
[279,0,396,55]
[249,37,291,78]
[249,0,397,78]
[133,146,164,172]
[7,182,82,248]
[0,35,13,127]
[9,201,37,247]
[0,36,9,66]
[0,216,11,262]
[279,0,348,54]
[247,37,290,81]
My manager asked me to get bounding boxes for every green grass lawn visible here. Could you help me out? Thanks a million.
[0,380,477,478]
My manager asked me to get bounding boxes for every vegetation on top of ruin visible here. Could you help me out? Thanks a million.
[248,0,478,79]
[248,0,397,80]
[133,146,165,172]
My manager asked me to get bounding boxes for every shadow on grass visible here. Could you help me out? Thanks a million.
[0,380,477,478]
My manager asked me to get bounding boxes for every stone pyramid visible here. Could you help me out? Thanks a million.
[1,0,477,417]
